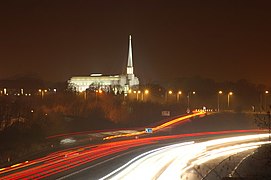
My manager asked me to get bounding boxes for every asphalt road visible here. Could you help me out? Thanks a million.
[67,133,269,180]
[0,112,265,179]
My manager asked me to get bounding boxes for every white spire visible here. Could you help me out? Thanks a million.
[127,35,133,74]
[128,35,133,67]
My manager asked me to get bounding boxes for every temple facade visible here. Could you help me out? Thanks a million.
[68,35,139,94]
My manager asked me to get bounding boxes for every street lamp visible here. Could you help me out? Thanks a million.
[218,91,223,112]
[177,91,182,102]
[126,89,132,100]
[81,90,87,100]
[187,91,196,112]
[165,90,173,102]
[39,89,47,99]
[265,90,269,110]
[94,89,103,103]
[142,89,149,101]
[227,92,233,109]
[136,90,141,101]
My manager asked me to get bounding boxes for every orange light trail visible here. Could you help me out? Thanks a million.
[103,111,206,140]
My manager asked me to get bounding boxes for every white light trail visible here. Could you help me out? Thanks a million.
[100,134,271,180]
[100,141,195,180]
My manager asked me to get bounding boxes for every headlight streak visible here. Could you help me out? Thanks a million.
[0,130,267,179]
[192,141,270,165]
[156,143,206,180]
[99,141,195,180]
[202,133,270,148]
[101,134,271,180]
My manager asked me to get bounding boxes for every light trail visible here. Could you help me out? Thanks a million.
[0,138,157,179]
[100,141,195,180]
[103,111,206,140]
[0,129,266,179]
[100,133,271,180]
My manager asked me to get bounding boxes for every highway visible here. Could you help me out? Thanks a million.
[0,112,268,179]
[100,133,270,180]
[0,111,205,179]
[0,130,267,179]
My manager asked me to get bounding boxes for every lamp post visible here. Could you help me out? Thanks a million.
[177,91,182,102]
[218,91,223,112]
[187,91,196,112]
[84,90,87,100]
[165,90,173,102]
[133,90,136,100]
[39,89,47,99]
[142,89,149,101]
[265,90,269,110]
[227,92,233,109]
[136,90,141,101]
[94,89,102,103]
[127,89,132,100]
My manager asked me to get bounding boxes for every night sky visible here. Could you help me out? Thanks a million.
[0,1,270,85]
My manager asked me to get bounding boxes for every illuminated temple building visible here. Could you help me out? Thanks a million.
[68,35,139,94]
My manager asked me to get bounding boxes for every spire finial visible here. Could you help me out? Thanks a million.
[127,35,133,74]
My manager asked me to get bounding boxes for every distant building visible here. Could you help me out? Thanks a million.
[68,35,139,94]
